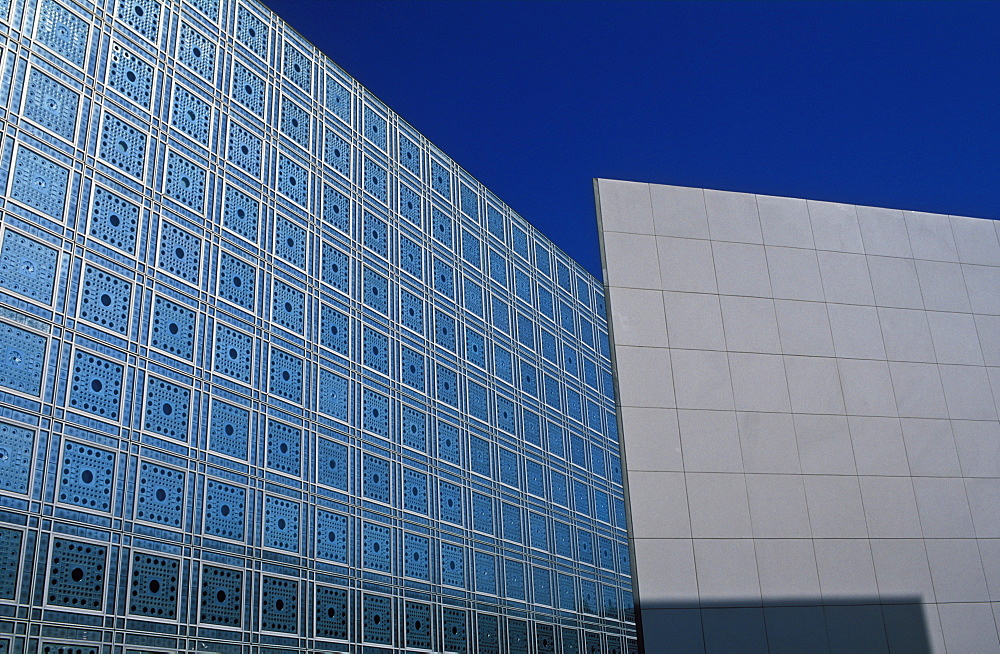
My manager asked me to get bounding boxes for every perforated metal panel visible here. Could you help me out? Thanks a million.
[142,377,191,440]
[263,495,299,551]
[315,584,349,639]
[136,461,184,527]
[362,593,392,645]
[107,44,153,107]
[260,576,298,633]
[150,295,195,359]
[88,186,139,253]
[0,322,46,395]
[58,441,114,511]
[443,607,468,653]
[199,565,242,627]
[128,552,179,618]
[204,478,245,540]
[23,68,79,139]
[315,508,348,563]
[405,600,432,649]
[79,264,131,334]
[47,538,106,609]
[10,147,69,218]
[362,521,390,572]
[98,113,146,178]
[0,527,23,600]
[209,400,249,459]
[266,419,301,475]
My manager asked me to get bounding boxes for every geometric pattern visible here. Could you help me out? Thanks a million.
[0,0,634,649]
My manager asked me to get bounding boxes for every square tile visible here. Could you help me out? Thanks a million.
[937,602,1000,653]
[662,291,726,351]
[729,352,790,413]
[596,178,653,235]
[869,538,935,602]
[951,214,1000,266]
[632,537,698,606]
[737,411,801,474]
[686,472,752,538]
[774,299,835,357]
[889,362,949,419]
[926,311,984,365]
[963,264,1000,315]
[794,414,857,475]
[607,287,669,347]
[900,418,962,476]
[713,241,771,297]
[677,409,743,473]
[693,539,761,601]
[671,349,734,411]
[601,231,661,289]
[807,200,864,253]
[784,355,845,414]
[620,407,684,472]
[952,420,1000,477]
[925,539,990,602]
[838,358,897,417]
[757,194,814,248]
[912,477,976,538]
[848,416,911,476]
[650,184,710,239]
[813,539,878,601]
[614,345,674,408]
[827,303,885,360]
[856,205,911,258]
[745,474,811,538]
[868,255,924,309]
[859,476,922,538]
[804,475,868,538]
[720,295,781,354]
[974,315,1000,366]
[915,260,971,312]
[656,236,718,293]
[624,471,691,538]
[939,364,997,420]
[704,188,763,244]
[817,250,875,305]
[965,478,1000,538]
[904,210,958,263]
[878,308,936,363]
[765,245,825,301]
[755,539,820,600]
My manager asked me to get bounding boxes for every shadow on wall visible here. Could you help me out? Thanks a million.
[638,596,930,654]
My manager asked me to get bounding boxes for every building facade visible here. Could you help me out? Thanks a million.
[0,0,636,651]
[597,179,1000,653]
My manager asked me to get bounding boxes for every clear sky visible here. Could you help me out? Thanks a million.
[262,0,1000,278]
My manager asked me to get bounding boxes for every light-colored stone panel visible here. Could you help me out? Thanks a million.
[596,178,654,235]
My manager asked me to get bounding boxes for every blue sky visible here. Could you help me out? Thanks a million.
[263,0,1000,278]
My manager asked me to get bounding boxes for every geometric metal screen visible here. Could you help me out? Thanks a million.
[0,0,634,651]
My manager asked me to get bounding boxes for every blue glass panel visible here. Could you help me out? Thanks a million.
[128,552,179,618]
[315,585,349,639]
[0,230,57,304]
[136,461,184,527]
[200,565,243,627]
[0,422,33,494]
[69,351,123,420]
[283,43,311,92]
[260,577,298,633]
[11,147,70,217]
[23,68,79,139]
[404,533,430,580]
[315,509,348,563]
[441,542,464,587]
[58,440,114,511]
[204,479,246,540]
[47,538,107,609]
[362,594,392,644]
[263,495,300,552]
[0,324,45,398]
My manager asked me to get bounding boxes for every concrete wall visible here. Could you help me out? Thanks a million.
[596,179,1000,653]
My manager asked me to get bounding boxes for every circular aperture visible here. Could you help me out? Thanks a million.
[81,469,94,484]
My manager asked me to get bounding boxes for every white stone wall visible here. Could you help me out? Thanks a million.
[597,179,1000,653]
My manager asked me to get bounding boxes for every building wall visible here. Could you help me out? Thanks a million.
[0,0,636,650]
[596,179,1000,653]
